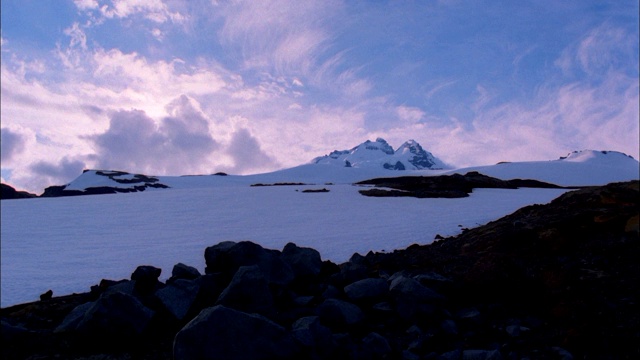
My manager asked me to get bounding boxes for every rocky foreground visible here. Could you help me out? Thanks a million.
[1,181,638,359]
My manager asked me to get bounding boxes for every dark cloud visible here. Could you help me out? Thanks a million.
[90,96,220,174]
[225,128,279,174]
[1,127,28,162]
[29,157,86,185]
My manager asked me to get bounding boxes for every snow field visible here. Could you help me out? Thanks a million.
[1,184,567,307]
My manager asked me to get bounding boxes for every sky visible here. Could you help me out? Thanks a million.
[1,0,638,194]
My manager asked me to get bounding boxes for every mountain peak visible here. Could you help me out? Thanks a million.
[312,139,448,170]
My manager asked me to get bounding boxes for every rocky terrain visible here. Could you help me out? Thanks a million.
[1,180,638,359]
[0,184,37,199]
[357,171,572,198]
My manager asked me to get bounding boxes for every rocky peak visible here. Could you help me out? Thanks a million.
[358,138,395,155]
[396,140,439,169]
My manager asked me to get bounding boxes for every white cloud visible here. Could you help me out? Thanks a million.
[556,23,638,79]
[97,0,185,24]
[73,0,99,11]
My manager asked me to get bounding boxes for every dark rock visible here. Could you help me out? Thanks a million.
[173,305,300,360]
[281,242,323,280]
[40,290,53,301]
[1,183,37,199]
[440,349,462,360]
[344,278,388,303]
[54,301,94,333]
[74,292,154,339]
[301,188,330,193]
[204,240,294,285]
[357,172,566,199]
[440,319,458,336]
[101,280,136,297]
[291,315,336,354]
[361,332,392,358]
[389,275,445,320]
[131,265,162,294]
[336,261,370,286]
[216,265,274,315]
[170,262,201,281]
[462,349,502,360]
[318,298,364,330]
[155,279,199,320]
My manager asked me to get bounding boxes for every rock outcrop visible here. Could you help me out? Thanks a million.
[0,183,37,199]
[357,171,571,198]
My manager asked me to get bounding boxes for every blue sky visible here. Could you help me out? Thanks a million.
[1,0,638,193]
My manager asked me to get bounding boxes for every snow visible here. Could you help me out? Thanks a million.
[312,138,447,170]
[1,184,567,308]
[447,151,638,186]
[64,170,147,191]
[1,150,638,307]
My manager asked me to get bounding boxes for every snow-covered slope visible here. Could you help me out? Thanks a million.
[447,150,639,186]
[1,149,639,307]
[312,138,449,170]
[58,149,638,194]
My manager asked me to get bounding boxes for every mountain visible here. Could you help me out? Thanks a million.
[311,138,449,170]
[15,148,639,198]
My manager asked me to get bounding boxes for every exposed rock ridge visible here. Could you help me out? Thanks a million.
[41,170,170,197]
[357,171,572,198]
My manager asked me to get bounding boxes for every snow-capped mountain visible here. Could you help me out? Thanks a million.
[311,138,448,170]
[33,148,639,197]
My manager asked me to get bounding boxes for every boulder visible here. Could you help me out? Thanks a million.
[204,241,294,285]
[54,301,95,333]
[155,279,200,320]
[173,305,300,360]
[281,242,323,280]
[361,332,392,358]
[389,275,445,320]
[216,265,274,315]
[73,292,155,339]
[318,298,364,330]
[291,315,336,353]
[170,263,201,281]
[344,278,389,303]
[130,265,162,295]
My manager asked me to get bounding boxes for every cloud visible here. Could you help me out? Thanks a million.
[90,96,220,174]
[74,0,186,24]
[73,0,99,11]
[556,23,639,80]
[217,1,344,79]
[1,127,28,162]
[29,157,87,187]
[223,128,280,174]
